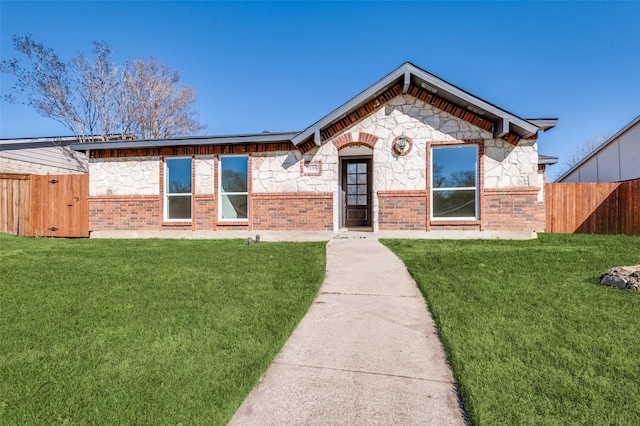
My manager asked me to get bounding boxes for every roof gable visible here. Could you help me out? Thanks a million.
[293,62,554,152]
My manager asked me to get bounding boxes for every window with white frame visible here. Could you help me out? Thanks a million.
[431,145,478,219]
[164,157,192,221]
[219,155,248,220]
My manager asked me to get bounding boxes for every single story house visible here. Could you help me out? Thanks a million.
[71,62,558,234]
[557,114,639,183]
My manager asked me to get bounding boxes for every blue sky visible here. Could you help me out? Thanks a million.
[1,1,639,179]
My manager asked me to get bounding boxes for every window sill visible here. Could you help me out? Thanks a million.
[162,221,192,227]
[216,221,249,227]
[430,220,480,226]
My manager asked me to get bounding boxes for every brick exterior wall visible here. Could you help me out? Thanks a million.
[482,187,545,231]
[378,190,428,230]
[194,195,215,230]
[90,196,161,231]
[251,192,333,230]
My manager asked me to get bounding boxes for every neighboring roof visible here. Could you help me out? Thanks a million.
[0,136,87,174]
[291,62,557,151]
[556,114,640,182]
[0,136,80,147]
[68,131,299,151]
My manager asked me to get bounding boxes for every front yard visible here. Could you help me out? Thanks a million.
[382,233,640,425]
[0,235,325,425]
[3,233,639,425]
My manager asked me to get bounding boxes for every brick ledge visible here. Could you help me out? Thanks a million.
[252,192,332,200]
[483,187,539,194]
[378,190,428,197]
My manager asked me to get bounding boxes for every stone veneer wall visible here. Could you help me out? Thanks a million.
[195,157,215,194]
[339,95,538,193]
[89,157,160,196]
[252,149,338,193]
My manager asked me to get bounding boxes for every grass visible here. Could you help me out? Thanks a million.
[0,234,326,425]
[382,233,640,426]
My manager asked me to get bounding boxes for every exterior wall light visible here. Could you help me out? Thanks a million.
[392,135,412,156]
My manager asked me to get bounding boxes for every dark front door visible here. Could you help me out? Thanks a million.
[342,159,372,228]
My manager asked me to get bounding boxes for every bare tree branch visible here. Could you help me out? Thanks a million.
[1,35,207,142]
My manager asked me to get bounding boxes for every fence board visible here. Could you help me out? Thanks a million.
[545,180,640,236]
[0,174,30,236]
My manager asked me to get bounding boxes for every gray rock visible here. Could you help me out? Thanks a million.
[599,265,640,291]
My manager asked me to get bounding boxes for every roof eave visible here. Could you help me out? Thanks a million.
[526,118,558,132]
[538,154,559,165]
[69,131,300,151]
[293,62,544,147]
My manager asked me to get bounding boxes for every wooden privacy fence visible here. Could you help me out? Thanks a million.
[0,173,89,237]
[545,179,640,236]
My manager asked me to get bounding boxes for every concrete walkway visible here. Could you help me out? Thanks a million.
[228,239,466,425]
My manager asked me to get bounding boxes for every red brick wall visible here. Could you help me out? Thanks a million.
[194,195,215,230]
[378,190,427,230]
[90,196,161,231]
[482,187,545,231]
[251,192,333,230]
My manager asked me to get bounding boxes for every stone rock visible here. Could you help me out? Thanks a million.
[599,265,640,291]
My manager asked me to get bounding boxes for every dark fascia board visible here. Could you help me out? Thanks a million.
[69,131,300,151]
[538,154,558,165]
[292,62,542,146]
[556,114,640,182]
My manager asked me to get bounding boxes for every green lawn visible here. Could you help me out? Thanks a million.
[382,233,640,425]
[0,235,326,425]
